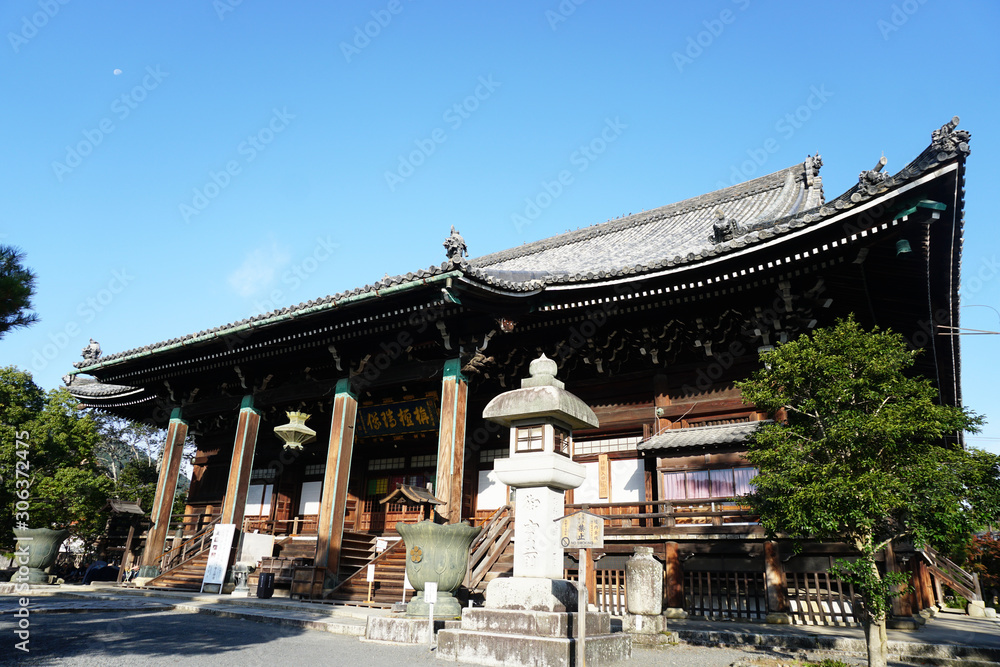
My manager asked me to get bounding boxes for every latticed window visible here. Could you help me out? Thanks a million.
[515,425,544,452]
[553,427,571,457]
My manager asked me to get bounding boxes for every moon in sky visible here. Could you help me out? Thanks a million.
[113,69,122,75]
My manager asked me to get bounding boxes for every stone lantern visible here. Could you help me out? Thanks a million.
[435,354,630,665]
[481,353,597,609]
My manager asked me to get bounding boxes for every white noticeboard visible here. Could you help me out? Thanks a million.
[200,523,237,592]
[558,511,604,549]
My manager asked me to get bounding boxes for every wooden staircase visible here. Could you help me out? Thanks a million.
[325,536,414,606]
[465,505,514,595]
[338,531,378,580]
[144,549,209,591]
[919,543,982,601]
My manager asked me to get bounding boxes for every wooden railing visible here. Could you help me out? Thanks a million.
[564,500,758,529]
[157,515,221,573]
[357,501,426,533]
[919,543,982,601]
[242,516,319,536]
[169,508,217,538]
[325,537,406,599]
[464,505,513,592]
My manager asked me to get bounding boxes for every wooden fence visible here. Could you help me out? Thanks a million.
[685,570,767,620]
[786,571,856,625]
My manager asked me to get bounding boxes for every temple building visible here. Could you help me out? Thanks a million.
[66,117,977,622]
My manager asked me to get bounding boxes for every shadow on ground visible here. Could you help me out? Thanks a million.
[0,609,310,665]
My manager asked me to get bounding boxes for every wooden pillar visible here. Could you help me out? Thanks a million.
[435,359,468,524]
[586,548,597,606]
[915,558,935,610]
[764,541,791,621]
[653,374,672,433]
[664,541,684,609]
[220,396,262,528]
[886,543,913,618]
[141,409,188,568]
[315,379,358,575]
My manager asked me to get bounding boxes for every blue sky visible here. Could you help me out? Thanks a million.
[2,1,998,455]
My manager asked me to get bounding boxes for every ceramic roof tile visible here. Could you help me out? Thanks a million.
[637,421,774,451]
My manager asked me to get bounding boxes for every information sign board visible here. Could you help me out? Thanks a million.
[558,511,604,549]
[200,523,237,591]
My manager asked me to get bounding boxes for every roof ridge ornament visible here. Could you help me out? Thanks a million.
[931,116,971,159]
[859,155,891,193]
[710,208,744,244]
[804,153,822,187]
[443,226,468,260]
[81,338,101,362]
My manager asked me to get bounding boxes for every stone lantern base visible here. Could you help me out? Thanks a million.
[436,607,630,667]
[484,577,579,612]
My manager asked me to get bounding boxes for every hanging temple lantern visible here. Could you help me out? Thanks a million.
[274,411,317,451]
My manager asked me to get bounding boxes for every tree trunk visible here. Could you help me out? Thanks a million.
[862,613,889,667]
[857,553,890,667]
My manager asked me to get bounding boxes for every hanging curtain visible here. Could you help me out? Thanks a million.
[734,467,759,496]
[686,470,711,499]
[663,472,686,500]
[710,468,735,498]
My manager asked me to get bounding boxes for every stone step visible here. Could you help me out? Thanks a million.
[436,628,630,667]
[456,608,611,636]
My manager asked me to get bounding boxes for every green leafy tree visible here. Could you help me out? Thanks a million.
[0,367,114,551]
[736,318,1000,667]
[0,246,38,338]
[967,533,1000,604]
[92,413,192,514]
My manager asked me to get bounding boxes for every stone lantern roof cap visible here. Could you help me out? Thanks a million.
[482,354,599,430]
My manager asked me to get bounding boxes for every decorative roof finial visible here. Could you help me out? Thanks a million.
[710,209,743,244]
[858,155,890,191]
[804,153,823,186]
[81,338,101,362]
[443,226,468,260]
[931,116,971,158]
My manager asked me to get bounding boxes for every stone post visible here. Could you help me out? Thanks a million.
[622,546,669,640]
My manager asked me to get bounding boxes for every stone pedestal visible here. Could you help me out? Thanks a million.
[365,616,451,644]
[621,613,673,645]
[485,577,579,612]
[967,600,987,618]
[887,616,920,630]
[436,608,630,667]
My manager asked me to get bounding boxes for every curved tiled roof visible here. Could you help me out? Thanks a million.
[637,420,775,451]
[471,159,823,277]
[70,118,970,377]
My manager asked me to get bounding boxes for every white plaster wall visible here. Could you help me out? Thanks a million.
[573,459,643,503]
[476,469,507,510]
[298,480,322,515]
[246,483,272,516]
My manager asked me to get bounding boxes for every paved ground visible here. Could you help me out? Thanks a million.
[1,585,997,666]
